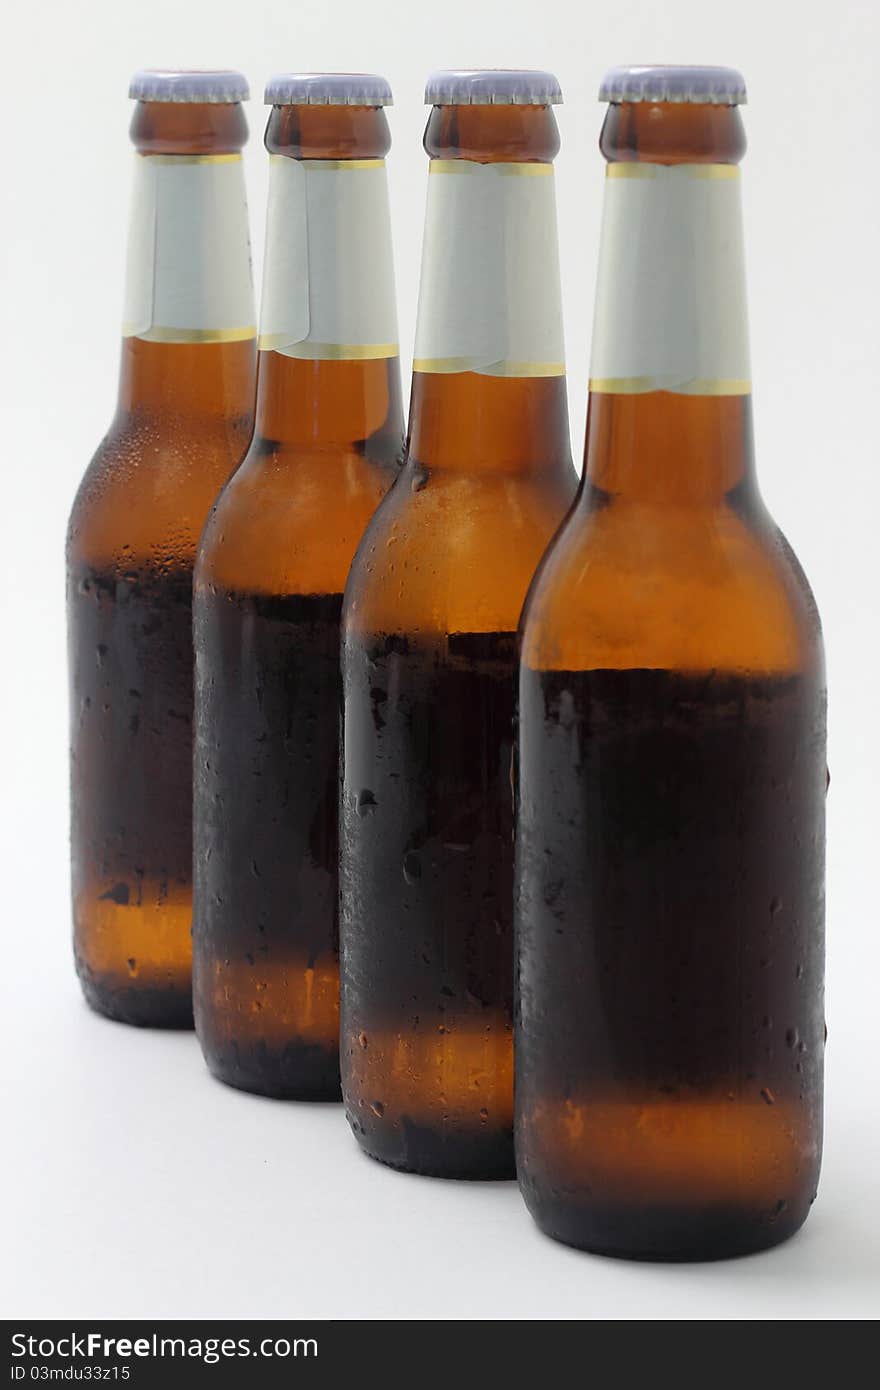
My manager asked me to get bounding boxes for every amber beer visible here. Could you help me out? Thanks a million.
[192,74,404,1098]
[340,70,577,1177]
[515,65,826,1258]
[67,71,256,1026]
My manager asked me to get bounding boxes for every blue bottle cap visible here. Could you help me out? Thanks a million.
[265,73,393,106]
[129,70,250,103]
[599,65,747,106]
[425,70,562,106]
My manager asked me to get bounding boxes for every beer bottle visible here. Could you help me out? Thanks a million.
[340,70,577,1177]
[515,66,826,1258]
[193,75,404,1099]
[67,71,256,1027]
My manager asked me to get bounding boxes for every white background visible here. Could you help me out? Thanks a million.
[2,0,878,1322]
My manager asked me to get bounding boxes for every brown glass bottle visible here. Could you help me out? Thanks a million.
[515,67,826,1259]
[193,78,404,1099]
[67,73,256,1027]
[341,71,577,1177]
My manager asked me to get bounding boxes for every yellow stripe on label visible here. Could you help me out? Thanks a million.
[589,376,751,396]
[414,357,565,377]
[490,359,565,376]
[495,164,553,177]
[259,337,398,359]
[126,325,256,343]
[268,155,385,171]
[606,162,740,179]
[140,153,243,165]
[429,160,553,176]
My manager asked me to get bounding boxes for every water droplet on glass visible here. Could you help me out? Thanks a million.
[403,851,421,884]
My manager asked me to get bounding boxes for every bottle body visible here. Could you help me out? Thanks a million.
[515,92,826,1258]
[340,99,576,1177]
[192,101,403,1097]
[516,490,826,1258]
[67,99,256,1026]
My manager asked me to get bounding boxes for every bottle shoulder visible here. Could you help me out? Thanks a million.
[520,489,824,677]
[195,443,399,599]
[343,461,577,638]
[67,417,249,573]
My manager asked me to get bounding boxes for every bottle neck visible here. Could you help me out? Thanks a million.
[116,101,256,423]
[408,104,571,476]
[585,391,755,503]
[252,104,402,458]
[585,100,754,502]
[116,337,256,422]
[408,373,570,476]
[254,354,403,455]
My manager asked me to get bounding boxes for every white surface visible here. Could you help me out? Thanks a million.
[2,0,879,1321]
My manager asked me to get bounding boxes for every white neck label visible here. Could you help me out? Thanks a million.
[413,160,565,378]
[258,156,399,360]
[122,154,255,344]
[590,163,751,395]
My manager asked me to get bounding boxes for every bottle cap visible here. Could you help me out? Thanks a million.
[599,65,747,106]
[265,73,393,106]
[425,70,562,106]
[129,70,250,103]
